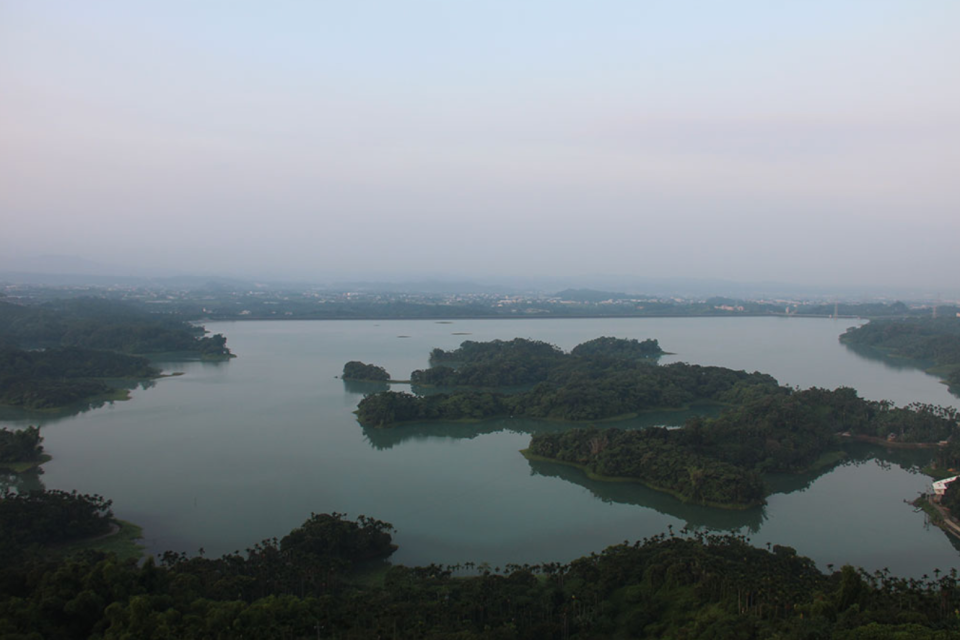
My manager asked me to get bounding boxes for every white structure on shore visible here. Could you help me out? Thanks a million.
[932,475,960,498]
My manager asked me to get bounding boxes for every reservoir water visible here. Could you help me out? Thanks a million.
[3,317,959,578]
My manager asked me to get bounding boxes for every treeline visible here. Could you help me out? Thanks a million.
[0,426,43,464]
[0,489,114,560]
[841,317,960,392]
[527,387,960,507]
[0,298,234,408]
[1,509,959,638]
[0,346,159,409]
[359,338,776,426]
[0,298,233,359]
[527,426,766,507]
[360,361,776,426]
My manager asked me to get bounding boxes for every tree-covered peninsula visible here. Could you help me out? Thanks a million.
[0,346,160,409]
[0,297,233,360]
[840,317,960,393]
[0,297,235,409]
[525,387,959,508]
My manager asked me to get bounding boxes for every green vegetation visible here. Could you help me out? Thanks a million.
[61,519,145,562]
[0,425,45,466]
[942,479,960,514]
[0,504,958,638]
[353,337,960,507]
[0,297,235,408]
[0,297,233,359]
[527,387,959,507]
[0,346,159,409]
[841,317,960,393]
[570,335,664,359]
[0,489,115,561]
[361,337,776,426]
[342,360,391,381]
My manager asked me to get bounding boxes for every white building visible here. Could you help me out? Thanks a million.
[932,475,960,498]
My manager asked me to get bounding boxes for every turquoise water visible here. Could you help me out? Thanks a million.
[2,317,957,577]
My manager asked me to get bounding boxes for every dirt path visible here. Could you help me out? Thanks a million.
[926,499,960,540]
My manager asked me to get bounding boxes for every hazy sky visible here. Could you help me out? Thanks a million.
[2,1,958,289]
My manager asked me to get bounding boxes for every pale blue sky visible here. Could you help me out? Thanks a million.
[2,1,958,289]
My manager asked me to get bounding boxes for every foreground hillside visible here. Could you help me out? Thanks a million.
[1,493,959,639]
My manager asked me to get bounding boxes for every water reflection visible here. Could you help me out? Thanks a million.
[525,456,767,533]
[359,409,719,451]
[362,419,522,450]
[524,441,939,533]
[0,378,161,427]
[841,342,932,372]
[842,343,957,396]
[342,379,390,395]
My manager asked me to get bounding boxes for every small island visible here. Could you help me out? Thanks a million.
[342,361,391,382]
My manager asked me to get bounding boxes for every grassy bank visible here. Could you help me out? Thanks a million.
[59,520,145,562]
[0,453,52,474]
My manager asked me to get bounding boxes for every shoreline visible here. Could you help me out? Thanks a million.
[519,449,764,511]
[356,401,723,429]
[912,495,960,542]
[840,433,944,450]
[0,453,52,474]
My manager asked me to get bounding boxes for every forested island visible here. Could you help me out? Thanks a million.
[841,317,960,394]
[1,493,959,638]
[342,361,391,382]
[354,337,771,426]
[0,298,234,409]
[351,337,960,508]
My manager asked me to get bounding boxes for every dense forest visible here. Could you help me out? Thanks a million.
[0,346,159,409]
[841,317,960,393]
[352,337,960,507]
[0,489,115,563]
[0,298,234,409]
[359,337,776,426]
[342,361,391,381]
[0,298,233,359]
[1,497,958,638]
[0,426,44,465]
[526,387,959,507]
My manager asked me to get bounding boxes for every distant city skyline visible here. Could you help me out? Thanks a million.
[3,2,958,291]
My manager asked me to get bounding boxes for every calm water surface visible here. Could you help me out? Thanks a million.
[3,317,959,577]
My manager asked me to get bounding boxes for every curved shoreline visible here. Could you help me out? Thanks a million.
[356,401,724,429]
[519,449,764,511]
[0,453,52,474]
